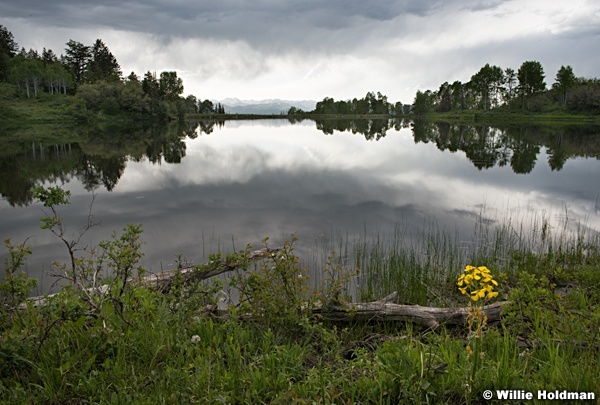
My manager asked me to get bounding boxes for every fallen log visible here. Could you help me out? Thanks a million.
[315,292,509,330]
[24,246,282,308]
[207,291,510,330]
[137,246,282,292]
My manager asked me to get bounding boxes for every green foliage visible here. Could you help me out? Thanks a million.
[313,91,394,116]
[0,25,18,59]
[517,60,546,97]
[413,90,435,115]
[231,235,312,327]
[553,65,576,106]
[87,39,121,83]
[158,71,183,101]
[0,26,199,123]
[75,79,184,120]
[415,60,600,116]
[0,239,36,315]
[32,185,71,230]
[32,185,70,208]
[568,79,600,114]
[470,63,504,110]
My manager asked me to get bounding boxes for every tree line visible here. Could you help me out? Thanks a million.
[297,61,598,117]
[0,25,223,121]
[414,61,599,115]
[4,24,598,119]
[306,91,408,115]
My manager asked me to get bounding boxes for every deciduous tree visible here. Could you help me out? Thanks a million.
[413,90,435,115]
[517,60,546,109]
[159,71,184,101]
[469,64,504,110]
[503,68,517,103]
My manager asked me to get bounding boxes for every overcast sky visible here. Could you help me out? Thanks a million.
[1,0,599,103]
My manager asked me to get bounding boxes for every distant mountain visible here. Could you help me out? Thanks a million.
[215,98,317,115]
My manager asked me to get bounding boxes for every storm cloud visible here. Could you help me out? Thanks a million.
[1,0,599,101]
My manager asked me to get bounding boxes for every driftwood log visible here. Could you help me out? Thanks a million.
[314,291,509,330]
[25,247,509,330]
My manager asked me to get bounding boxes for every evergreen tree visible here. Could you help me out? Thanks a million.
[127,71,139,82]
[63,40,91,85]
[87,39,121,83]
[142,71,160,98]
[41,48,58,65]
[0,25,18,81]
[0,25,18,57]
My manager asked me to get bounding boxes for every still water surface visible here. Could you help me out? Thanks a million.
[1,119,599,294]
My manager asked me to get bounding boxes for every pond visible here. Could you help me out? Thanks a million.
[1,118,599,295]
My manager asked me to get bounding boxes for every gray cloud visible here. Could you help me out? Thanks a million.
[1,0,599,102]
[0,0,492,52]
[463,0,512,12]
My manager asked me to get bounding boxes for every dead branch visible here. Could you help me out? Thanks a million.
[25,246,282,307]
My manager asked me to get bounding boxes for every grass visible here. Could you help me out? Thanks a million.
[1,201,600,403]
[355,208,599,304]
[0,83,82,126]
[428,109,600,125]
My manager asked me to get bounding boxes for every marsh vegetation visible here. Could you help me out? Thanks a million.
[1,188,599,403]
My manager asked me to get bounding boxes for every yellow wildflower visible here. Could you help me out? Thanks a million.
[457,264,500,303]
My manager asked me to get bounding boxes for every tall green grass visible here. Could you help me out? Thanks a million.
[351,208,599,306]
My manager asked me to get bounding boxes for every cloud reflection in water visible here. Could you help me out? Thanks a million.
[1,120,599,294]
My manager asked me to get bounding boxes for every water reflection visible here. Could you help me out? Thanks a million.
[307,117,600,174]
[1,118,599,294]
[410,120,600,173]
[312,117,409,140]
[2,119,599,207]
[0,120,225,206]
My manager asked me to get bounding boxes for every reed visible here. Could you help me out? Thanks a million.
[351,207,599,306]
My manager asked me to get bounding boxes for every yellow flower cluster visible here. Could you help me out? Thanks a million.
[457,265,499,302]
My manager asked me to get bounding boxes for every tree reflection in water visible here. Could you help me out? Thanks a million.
[0,118,598,206]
